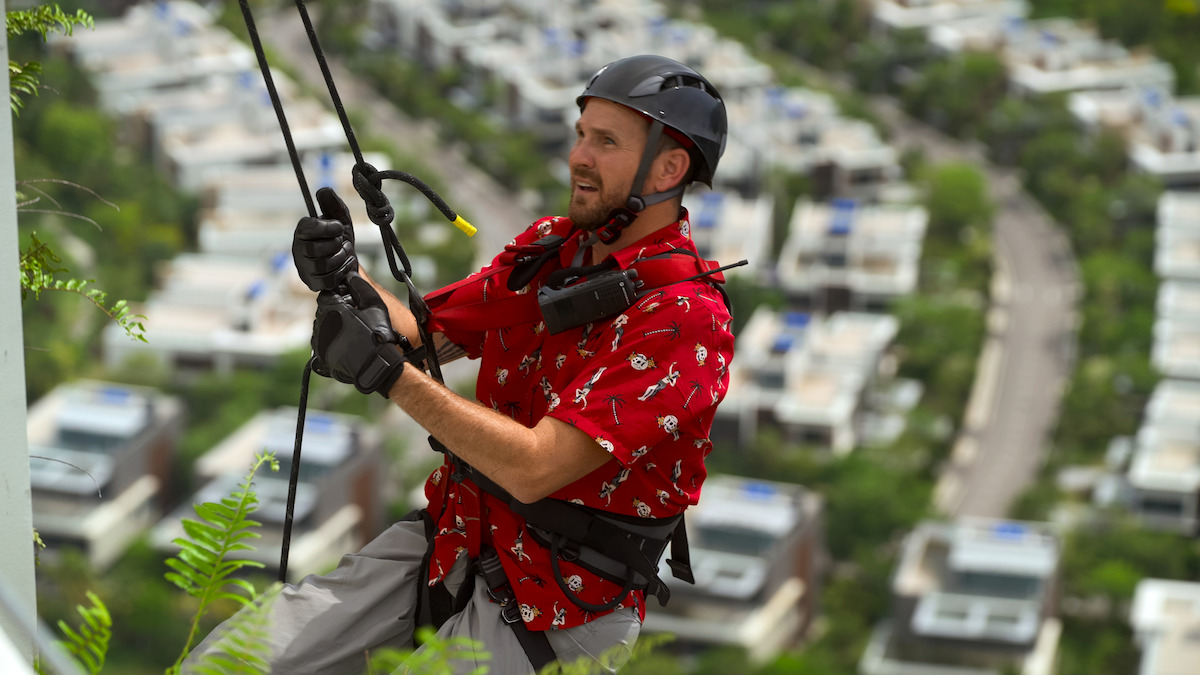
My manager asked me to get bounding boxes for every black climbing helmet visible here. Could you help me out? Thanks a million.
[577,54,727,188]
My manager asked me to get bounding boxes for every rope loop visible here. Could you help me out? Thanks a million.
[352,161,395,227]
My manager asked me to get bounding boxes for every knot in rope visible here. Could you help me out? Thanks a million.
[352,162,395,227]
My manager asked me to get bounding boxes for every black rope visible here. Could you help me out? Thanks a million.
[236,0,315,218]
[279,357,315,583]
[292,0,365,165]
[234,0,472,578]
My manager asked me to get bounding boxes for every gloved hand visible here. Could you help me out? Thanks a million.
[293,187,358,292]
[311,274,408,397]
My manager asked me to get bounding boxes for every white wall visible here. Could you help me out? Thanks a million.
[0,0,37,659]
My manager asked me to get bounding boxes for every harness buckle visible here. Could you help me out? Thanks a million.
[498,599,523,625]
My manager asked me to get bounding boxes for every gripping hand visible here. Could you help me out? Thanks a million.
[312,275,407,397]
[293,188,358,292]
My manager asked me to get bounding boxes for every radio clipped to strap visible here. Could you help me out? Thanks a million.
[427,248,745,337]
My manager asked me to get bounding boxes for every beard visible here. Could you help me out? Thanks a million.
[568,174,628,232]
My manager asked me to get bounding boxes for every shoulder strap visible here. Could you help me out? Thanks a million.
[427,250,726,334]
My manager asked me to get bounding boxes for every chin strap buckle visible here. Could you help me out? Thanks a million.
[596,207,638,245]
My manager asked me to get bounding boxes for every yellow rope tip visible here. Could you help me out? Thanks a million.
[452,215,477,237]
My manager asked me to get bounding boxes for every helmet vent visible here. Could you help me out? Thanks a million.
[628,74,711,99]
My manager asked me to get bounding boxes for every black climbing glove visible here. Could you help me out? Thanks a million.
[293,187,358,292]
[311,274,407,397]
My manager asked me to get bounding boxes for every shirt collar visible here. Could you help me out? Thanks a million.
[560,209,694,270]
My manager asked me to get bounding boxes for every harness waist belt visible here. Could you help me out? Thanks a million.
[432,437,692,612]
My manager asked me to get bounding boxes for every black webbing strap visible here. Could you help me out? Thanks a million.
[435,440,690,608]
[476,548,558,672]
[408,512,557,670]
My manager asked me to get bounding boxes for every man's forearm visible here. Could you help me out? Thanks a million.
[387,367,610,504]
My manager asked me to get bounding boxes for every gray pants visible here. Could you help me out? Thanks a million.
[182,518,641,674]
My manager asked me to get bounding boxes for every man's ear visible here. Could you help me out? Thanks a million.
[652,147,692,193]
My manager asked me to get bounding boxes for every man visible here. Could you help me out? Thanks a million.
[188,54,734,675]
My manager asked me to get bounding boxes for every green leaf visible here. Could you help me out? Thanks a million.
[52,591,110,674]
[168,452,279,670]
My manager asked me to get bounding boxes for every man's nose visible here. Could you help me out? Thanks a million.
[568,141,593,171]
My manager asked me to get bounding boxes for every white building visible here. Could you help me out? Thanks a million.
[50,0,256,117]
[102,253,315,376]
[1002,19,1174,97]
[1129,91,1200,188]
[1125,379,1200,535]
[1152,192,1200,380]
[1131,579,1200,675]
[54,1,345,192]
[681,190,774,282]
[151,407,387,580]
[195,150,397,263]
[27,380,184,570]
[642,474,825,662]
[871,0,1029,33]
[778,198,928,313]
[1070,88,1200,188]
[861,519,1062,675]
[717,307,901,454]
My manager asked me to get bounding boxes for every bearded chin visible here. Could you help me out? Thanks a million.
[568,199,612,232]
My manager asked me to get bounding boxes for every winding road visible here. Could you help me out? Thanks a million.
[867,100,1080,518]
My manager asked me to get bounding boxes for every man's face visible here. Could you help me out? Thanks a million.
[567,98,648,231]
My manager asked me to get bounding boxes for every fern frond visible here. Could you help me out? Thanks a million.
[7,5,93,113]
[6,4,94,40]
[179,583,281,675]
[9,60,43,115]
[17,232,148,342]
[53,591,111,675]
[167,453,278,673]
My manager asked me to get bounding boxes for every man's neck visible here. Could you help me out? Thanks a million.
[587,202,681,264]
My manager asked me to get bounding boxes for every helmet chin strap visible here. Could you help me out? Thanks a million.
[594,120,686,246]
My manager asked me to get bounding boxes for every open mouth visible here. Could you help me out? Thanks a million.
[573,178,600,195]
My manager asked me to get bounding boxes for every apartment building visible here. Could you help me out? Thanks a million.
[1069,88,1200,189]
[1152,191,1200,380]
[716,307,902,454]
[872,0,1029,33]
[49,0,256,117]
[642,474,825,662]
[860,519,1062,675]
[194,151,398,269]
[26,380,184,570]
[54,1,345,192]
[778,198,927,314]
[1131,578,1200,675]
[1002,19,1174,97]
[151,407,387,580]
[680,190,774,282]
[1123,379,1200,535]
[145,75,344,193]
[101,253,315,376]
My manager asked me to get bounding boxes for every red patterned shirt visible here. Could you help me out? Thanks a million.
[421,212,734,631]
